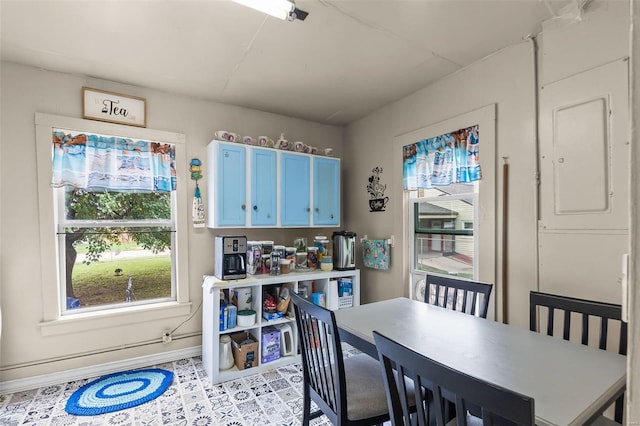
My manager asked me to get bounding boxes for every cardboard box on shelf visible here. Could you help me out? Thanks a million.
[261,326,281,364]
[230,332,259,370]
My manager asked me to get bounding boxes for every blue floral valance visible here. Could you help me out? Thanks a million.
[402,124,481,190]
[52,129,176,192]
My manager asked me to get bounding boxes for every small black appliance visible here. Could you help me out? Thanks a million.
[215,236,247,280]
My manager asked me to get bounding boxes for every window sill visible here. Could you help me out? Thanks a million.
[39,302,192,337]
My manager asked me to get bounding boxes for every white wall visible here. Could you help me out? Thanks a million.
[0,62,343,382]
[343,0,629,328]
[0,0,631,389]
[344,42,536,324]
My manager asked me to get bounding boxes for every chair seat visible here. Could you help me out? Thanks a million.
[344,354,394,421]
[447,412,520,426]
[590,415,621,426]
[446,413,484,426]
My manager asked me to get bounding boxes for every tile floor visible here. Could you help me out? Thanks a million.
[0,355,337,426]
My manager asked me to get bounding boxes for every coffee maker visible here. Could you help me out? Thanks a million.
[332,231,356,270]
[214,236,247,280]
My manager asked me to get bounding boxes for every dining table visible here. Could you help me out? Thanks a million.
[333,297,626,426]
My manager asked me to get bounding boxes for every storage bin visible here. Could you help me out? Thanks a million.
[338,296,354,309]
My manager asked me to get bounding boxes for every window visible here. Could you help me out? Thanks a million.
[409,183,478,299]
[36,113,190,332]
[52,127,178,315]
[395,104,495,307]
[57,188,176,314]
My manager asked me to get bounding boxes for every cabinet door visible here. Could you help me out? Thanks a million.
[217,143,247,226]
[281,153,310,226]
[313,157,340,226]
[250,148,277,226]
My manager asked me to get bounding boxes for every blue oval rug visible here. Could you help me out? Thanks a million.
[65,368,174,416]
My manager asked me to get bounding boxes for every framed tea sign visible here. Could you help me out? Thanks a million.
[82,87,146,127]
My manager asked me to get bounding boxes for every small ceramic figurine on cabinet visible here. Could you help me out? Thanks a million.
[276,133,289,150]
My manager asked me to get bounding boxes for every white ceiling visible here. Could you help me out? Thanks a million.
[1,0,571,125]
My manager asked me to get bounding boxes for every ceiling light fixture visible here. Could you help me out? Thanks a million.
[232,0,308,21]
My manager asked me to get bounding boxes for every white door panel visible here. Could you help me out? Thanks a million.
[539,59,629,230]
[538,232,626,304]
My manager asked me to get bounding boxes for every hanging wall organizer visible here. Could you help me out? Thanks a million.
[190,158,205,228]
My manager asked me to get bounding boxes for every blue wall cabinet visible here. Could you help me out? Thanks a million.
[207,141,247,227]
[250,148,277,226]
[208,140,340,228]
[313,157,340,226]
[280,153,311,226]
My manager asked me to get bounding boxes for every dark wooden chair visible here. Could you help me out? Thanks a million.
[373,330,535,426]
[529,291,627,424]
[425,274,493,318]
[290,290,392,426]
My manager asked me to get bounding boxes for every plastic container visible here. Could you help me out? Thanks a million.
[285,247,297,269]
[237,309,256,326]
[320,256,333,271]
[314,236,330,259]
[273,245,286,260]
[296,252,308,269]
[246,241,262,275]
[262,254,271,274]
[280,259,291,274]
[307,247,318,270]
[261,241,274,255]
[270,250,281,275]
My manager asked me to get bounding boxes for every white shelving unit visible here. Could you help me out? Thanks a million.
[202,269,360,384]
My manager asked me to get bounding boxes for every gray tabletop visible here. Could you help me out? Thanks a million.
[334,297,626,426]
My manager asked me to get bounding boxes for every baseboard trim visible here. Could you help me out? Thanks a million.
[0,345,202,394]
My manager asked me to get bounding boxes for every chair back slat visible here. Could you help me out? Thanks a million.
[581,313,590,346]
[374,331,535,426]
[620,321,628,355]
[454,395,466,425]
[461,289,469,313]
[599,317,609,351]
[451,287,459,311]
[547,307,555,336]
[529,291,626,424]
[432,385,445,426]
[425,274,493,318]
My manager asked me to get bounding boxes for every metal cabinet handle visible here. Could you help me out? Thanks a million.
[253,205,258,211]
[241,204,246,210]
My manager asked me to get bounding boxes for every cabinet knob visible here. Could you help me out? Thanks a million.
[331,214,334,219]
[241,204,246,210]
[253,205,258,211]
[315,208,319,212]
[306,207,311,212]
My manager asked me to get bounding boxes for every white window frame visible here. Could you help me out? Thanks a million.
[56,197,177,314]
[394,104,496,318]
[409,191,479,300]
[35,113,191,336]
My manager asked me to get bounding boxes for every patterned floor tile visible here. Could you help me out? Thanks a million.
[0,349,373,426]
